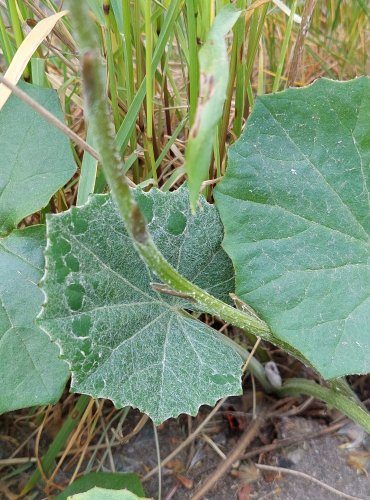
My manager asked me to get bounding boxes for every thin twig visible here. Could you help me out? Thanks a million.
[255,464,364,500]
[275,396,315,417]
[0,75,98,160]
[34,407,50,487]
[0,418,348,471]
[67,401,102,486]
[111,414,149,445]
[142,398,227,482]
[287,0,318,86]
[191,408,266,500]
[153,423,162,500]
[99,411,116,472]
[201,433,227,460]
[47,398,95,486]
[241,419,347,461]
[0,74,136,188]
[242,337,261,375]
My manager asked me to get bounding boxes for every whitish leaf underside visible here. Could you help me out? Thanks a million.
[39,188,241,423]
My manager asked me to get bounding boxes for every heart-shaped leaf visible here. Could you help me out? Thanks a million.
[0,226,69,413]
[0,81,76,233]
[39,188,241,423]
[215,77,370,379]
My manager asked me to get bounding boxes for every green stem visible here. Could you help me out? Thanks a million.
[21,395,91,495]
[272,0,298,92]
[67,3,370,437]
[278,378,370,434]
[218,24,237,164]
[68,0,271,340]
[232,0,247,138]
[144,0,158,184]
[122,0,140,182]
[0,9,14,65]
[7,0,30,79]
[138,239,271,338]
[103,0,120,130]
[115,0,182,153]
[7,0,23,48]
[186,0,199,127]
[216,330,273,393]
[245,3,268,93]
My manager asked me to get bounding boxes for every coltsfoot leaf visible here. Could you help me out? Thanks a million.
[215,77,370,379]
[0,226,69,413]
[39,188,241,423]
[0,82,76,233]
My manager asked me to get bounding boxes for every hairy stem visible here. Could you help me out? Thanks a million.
[68,0,271,339]
[278,378,370,434]
[67,2,370,436]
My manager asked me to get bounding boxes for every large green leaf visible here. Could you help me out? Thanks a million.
[0,82,76,233]
[0,226,68,413]
[185,4,240,211]
[39,188,241,423]
[215,77,370,379]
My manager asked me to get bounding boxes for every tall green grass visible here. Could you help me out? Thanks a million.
[0,0,368,195]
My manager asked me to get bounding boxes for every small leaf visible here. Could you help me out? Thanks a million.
[215,77,370,379]
[0,226,68,414]
[185,4,241,211]
[55,472,145,500]
[0,82,76,233]
[67,487,148,500]
[39,188,241,424]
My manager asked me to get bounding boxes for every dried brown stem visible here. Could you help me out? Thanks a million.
[287,0,318,86]
[142,398,227,482]
[255,464,364,500]
[191,408,266,500]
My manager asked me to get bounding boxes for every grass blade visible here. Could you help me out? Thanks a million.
[0,10,67,110]
[185,4,241,211]
[115,0,182,153]
[77,128,98,206]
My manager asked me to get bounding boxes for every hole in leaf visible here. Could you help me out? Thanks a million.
[167,210,186,235]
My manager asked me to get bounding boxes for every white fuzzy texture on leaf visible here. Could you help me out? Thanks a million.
[39,188,241,423]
